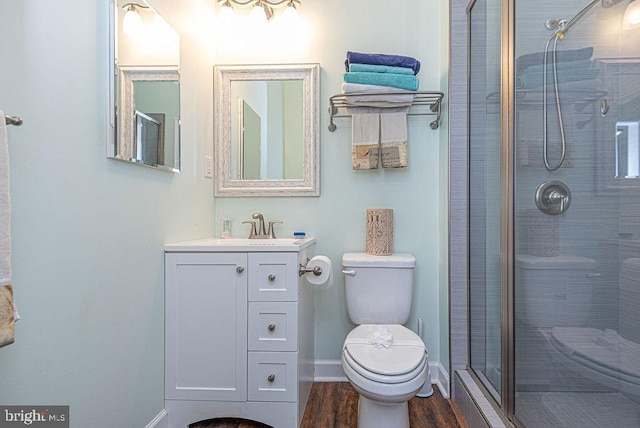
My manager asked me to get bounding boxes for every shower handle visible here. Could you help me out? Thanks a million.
[535,180,571,215]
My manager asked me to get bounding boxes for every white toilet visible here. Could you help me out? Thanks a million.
[341,252,431,428]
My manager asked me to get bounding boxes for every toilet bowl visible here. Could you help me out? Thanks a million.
[342,325,429,428]
[341,253,431,428]
[547,326,640,400]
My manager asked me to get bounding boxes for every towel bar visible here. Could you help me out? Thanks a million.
[5,115,23,126]
[328,90,444,132]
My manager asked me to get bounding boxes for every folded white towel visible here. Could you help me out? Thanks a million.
[380,112,408,168]
[352,113,380,170]
[342,82,415,108]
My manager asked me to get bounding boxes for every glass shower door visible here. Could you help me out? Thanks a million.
[468,0,503,400]
[513,1,640,426]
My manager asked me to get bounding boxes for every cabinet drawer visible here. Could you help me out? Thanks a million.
[248,302,297,351]
[248,253,298,302]
[248,352,297,402]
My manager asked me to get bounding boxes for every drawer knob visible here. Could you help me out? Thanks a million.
[267,374,276,383]
[268,323,276,332]
[236,266,245,274]
[268,274,276,282]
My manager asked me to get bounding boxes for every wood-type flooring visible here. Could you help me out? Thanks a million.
[190,382,466,428]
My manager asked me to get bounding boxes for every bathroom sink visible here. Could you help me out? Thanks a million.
[165,237,315,252]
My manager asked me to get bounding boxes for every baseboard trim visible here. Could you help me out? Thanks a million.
[145,409,168,428]
[314,359,450,398]
[435,362,451,398]
[313,359,347,382]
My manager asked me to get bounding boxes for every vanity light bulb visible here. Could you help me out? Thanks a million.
[282,3,298,22]
[624,0,640,30]
[219,3,235,23]
[250,3,268,24]
[123,7,143,37]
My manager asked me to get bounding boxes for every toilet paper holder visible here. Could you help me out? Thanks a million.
[299,258,323,277]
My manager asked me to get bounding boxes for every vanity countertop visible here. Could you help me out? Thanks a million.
[165,236,316,252]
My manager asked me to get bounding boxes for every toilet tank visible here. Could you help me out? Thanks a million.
[515,254,597,329]
[342,253,416,325]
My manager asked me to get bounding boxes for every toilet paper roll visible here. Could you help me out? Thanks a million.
[304,255,333,288]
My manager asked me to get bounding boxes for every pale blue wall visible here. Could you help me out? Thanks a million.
[0,0,214,426]
[214,0,448,364]
[0,0,450,426]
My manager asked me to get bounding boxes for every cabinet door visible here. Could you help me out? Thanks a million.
[165,252,248,401]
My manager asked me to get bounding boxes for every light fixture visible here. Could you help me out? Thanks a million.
[624,0,640,30]
[282,0,298,21]
[122,3,149,37]
[217,0,300,23]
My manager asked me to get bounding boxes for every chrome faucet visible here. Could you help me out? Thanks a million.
[243,212,282,239]
[253,212,266,236]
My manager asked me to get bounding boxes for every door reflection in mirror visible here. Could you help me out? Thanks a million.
[616,121,640,178]
[231,80,304,181]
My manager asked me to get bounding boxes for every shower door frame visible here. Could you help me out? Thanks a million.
[465,0,519,425]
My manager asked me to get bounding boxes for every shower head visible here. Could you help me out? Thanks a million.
[602,0,625,8]
[552,0,626,38]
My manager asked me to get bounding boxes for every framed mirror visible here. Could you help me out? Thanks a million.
[214,64,320,196]
[108,0,181,172]
[596,58,640,193]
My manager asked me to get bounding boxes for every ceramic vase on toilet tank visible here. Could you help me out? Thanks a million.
[366,208,393,256]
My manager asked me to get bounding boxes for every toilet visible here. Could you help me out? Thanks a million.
[341,253,431,428]
[516,253,640,400]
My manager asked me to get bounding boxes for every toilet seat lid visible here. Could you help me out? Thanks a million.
[550,327,640,384]
[343,325,426,377]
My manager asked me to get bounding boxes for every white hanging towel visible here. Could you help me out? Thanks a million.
[380,112,409,168]
[351,113,380,170]
[0,110,19,348]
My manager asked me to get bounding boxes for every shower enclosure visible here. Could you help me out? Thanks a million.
[464,0,640,426]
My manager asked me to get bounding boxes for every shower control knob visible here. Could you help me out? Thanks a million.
[535,180,571,215]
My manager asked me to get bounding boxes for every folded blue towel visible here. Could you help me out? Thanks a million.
[515,47,593,73]
[348,63,415,75]
[345,51,421,75]
[343,72,419,91]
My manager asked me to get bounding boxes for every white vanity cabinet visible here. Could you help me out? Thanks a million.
[164,238,316,428]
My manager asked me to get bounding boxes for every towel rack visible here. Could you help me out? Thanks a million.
[5,115,23,126]
[328,90,444,132]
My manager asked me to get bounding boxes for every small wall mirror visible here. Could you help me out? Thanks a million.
[108,0,181,172]
[214,64,320,196]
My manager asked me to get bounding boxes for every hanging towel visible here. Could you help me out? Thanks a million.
[345,51,421,75]
[343,72,419,91]
[348,63,416,75]
[380,112,409,168]
[0,110,18,348]
[352,113,380,170]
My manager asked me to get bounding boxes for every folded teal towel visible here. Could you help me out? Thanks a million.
[343,72,419,91]
[349,63,415,75]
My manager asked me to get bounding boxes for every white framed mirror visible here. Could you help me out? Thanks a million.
[214,64,320,197]
[108,0,181,172]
